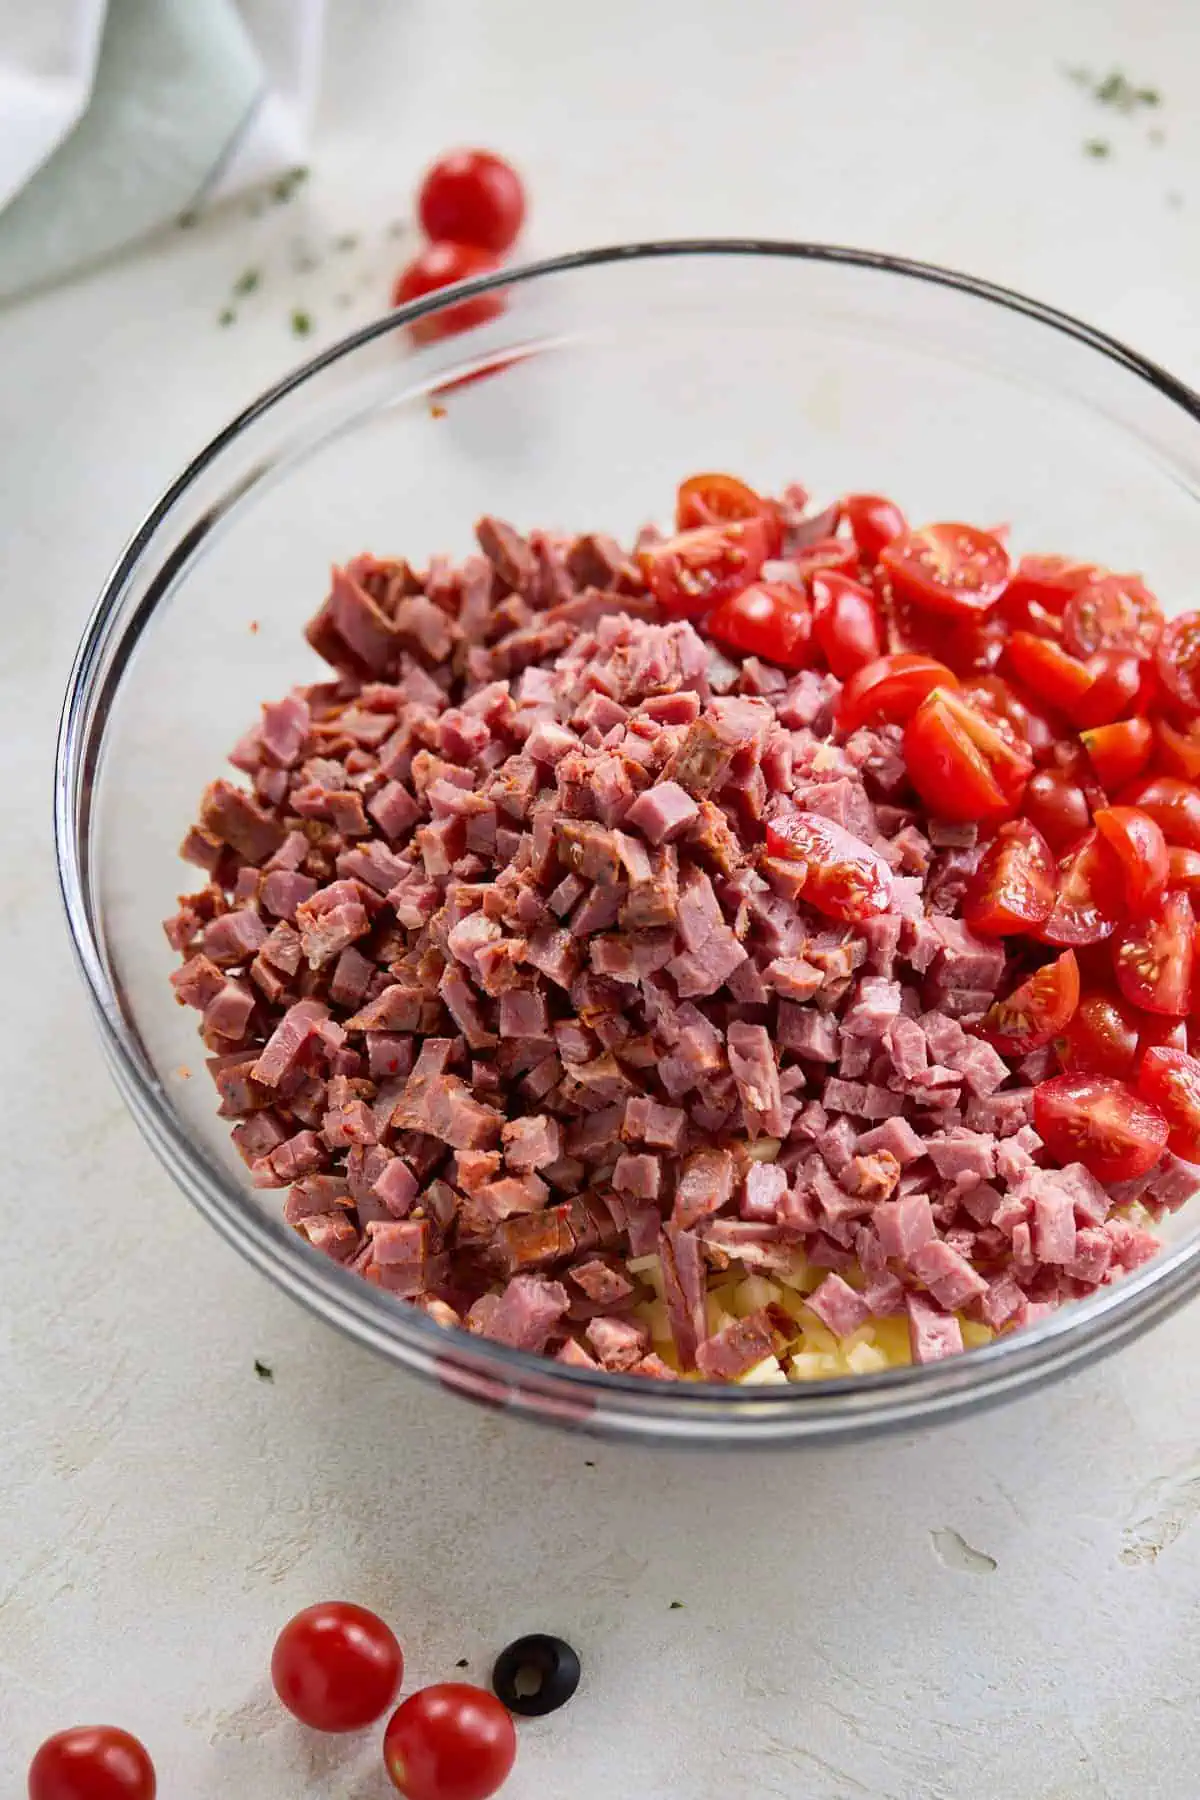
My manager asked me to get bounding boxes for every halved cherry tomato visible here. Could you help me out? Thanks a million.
[843,493,906,563]
[1113,889,1195,1016]
[962,819,1056,936]
[903,687,1033,822]
[392,242,505,343]
[639,518,772,620]
[1041,828,1125,946]
[1139,1014,1190,1056]
[706,581,812,668]
[810,572,881,678]
[1093,806,1169,917]
[764,810,894,922]
[1062,573,1163,658]
[961,675,1061,763]
[979,949,1080,1055]
[1034,1072,1168,1183]
[1138,1046,1200,1161]
[1022,767,1093,852]
[1154,715,1200,781]
[1055,990,1141,1079]
[1167,846,1200,891]
[1080,717,1153,790]
[836,652,959,733]
[1073,650,1149,730]
[881,522,1010,619]
[1004,632,1095,716]
[1118,775,1200,850]
[1155,611,1200,717]
[1002,555,1098,633]
[676,472,781,553]
[929,610,1010,677]
[788,537,860,581]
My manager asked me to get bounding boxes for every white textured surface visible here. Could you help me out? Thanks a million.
[3,2,1200,1794]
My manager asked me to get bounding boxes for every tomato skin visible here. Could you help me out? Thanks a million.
[903,687,1033,823]
[810,572,882,677]
[1034,1073,1168,1184]
[28,1728,155,1800]
[271,1603,403,1732]
[1022,766,1093,853]
[1055,991,1142,1079]
[1155,611,1200,717]
[1118,775,1200,851]
[1080,717,1153,790]
[383,1685,517,1800]
[765,810,894,922]
[836,653,959,733]
[1153,715,1200,781]
[707,581,812,668]
[640,518,771,620]
[1002,555,1098,633]
[676,473,780,553]
[880,522,1009,619]
[979,949,1080,1055]
[962,819,1056,936]
[1138,1046,1200,1161]
[392,243,505,343]
[843,494,907,563]
[1004,632,1095,716]
[418,150,525,253]
[1072,651,1149,730]
[1166,846,1200,891]
[1041,828,1126,946]
[1113,889,1195,1017]
[1093,807,1169,917]
[1061,573,1163,658]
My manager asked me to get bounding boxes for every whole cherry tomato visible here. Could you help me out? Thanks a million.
[271,1602,403,1732]
[28,1728,155,1800]
[1022,766,1093,852]
[392,242,504,343]
[383,1684,517,1800]
[417,150,526,252]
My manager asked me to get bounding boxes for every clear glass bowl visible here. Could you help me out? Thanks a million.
[56,241,1200,1445]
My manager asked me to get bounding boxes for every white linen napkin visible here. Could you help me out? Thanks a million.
[0,0,324,301]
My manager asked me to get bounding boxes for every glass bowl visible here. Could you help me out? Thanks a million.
[56,240,1200,1445]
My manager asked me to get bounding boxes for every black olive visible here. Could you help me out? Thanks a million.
[491,1634,581,1717]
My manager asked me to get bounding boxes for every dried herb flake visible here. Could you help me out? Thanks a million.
[233,267,261,297]
[254,1359,274,1381]
[1083,137,1112,159]
[291,309,314,338]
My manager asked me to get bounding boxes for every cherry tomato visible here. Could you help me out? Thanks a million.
[961,675,1061,764]
[1022,766,1093,853]
[392,243,504,343]
[417,150,525,253]
[1061,573,1163,658]
[1055,990,1141,1079]
[1034,1072,1168,1183]
[1072,650,1149,730]
[836,653,959,733]
[1118,775,1200,851]
[903,687,1033,822]
[1080,717,1153,790]
[843,494,907,563]
[1155,611,1200,716]
[979,949,1080,1055]
[1113,889,1195,1016]
[1041,828,1125,946]
[707,581,812,668]
[810,572,881,678]
[640,518,772,620]
[383,1684,517,1800]
[880,522,1010,619]
[1154,716,1200,781]
[1093,806,1169,916]
[28,1728,155,1800]
[1138,1046,1200,1161]
[930,610,1010,677]
[787,537,860,582]
[1140,1014,1190,1056]
[765,810,894,922]
[962,819,1056,936]
[675,472,780,550]
[1167,846,1200,891]
[1004,631,1095,716]
[1002,554,1098,632]
[271,1602,403,1732]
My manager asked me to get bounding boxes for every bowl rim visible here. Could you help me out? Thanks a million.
[55,236,1200,1438]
